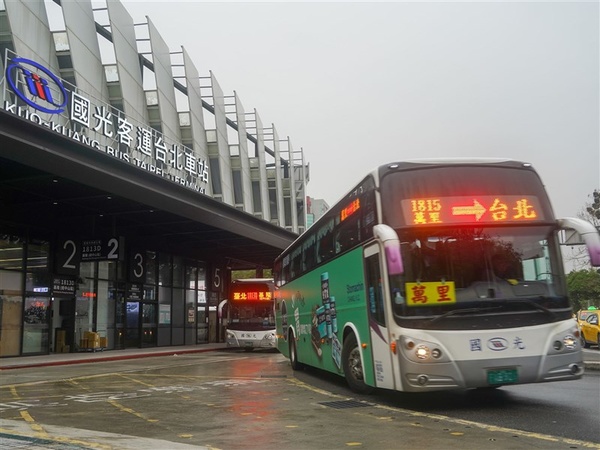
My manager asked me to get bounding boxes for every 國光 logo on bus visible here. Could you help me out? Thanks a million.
[6,57,68,114]
[405,281,456,306]
[487,337,509,351]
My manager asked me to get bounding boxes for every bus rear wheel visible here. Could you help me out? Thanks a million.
[342,334,374,394]
[289,334,303,371]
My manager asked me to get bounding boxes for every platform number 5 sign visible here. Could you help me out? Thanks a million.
[212,267,222,292]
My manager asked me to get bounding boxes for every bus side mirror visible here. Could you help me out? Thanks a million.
[558,217,600,266]
[374,224,404,275]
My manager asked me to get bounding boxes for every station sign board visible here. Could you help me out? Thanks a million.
[2,51,209,194]
[55,236,124,276]
[53,276,76,296]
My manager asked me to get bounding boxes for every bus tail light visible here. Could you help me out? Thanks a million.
[390,341,397,354]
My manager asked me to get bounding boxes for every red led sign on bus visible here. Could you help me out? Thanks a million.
[401,195,543,225]
[341,199,360,222]
[232,291,272,301]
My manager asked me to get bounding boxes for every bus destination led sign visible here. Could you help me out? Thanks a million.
[340,199,360,222]
[401,196,543,225]
[232,291,273,301]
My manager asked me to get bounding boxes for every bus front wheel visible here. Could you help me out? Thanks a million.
[342,334,374,394]
[289,334,303,371]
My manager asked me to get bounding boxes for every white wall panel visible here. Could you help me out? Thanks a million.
[271,125,285,226]
[106,0,146,123]
[255,111,270,221]
[4,0,59,73]
[234,93,253,211]
[182,47,211,195]
[147,18,179,142]
[211,72,233,205]
[61,0,108,102]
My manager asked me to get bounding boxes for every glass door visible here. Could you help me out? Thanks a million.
[22,296,50,354]
[125,301,140,347]
[141,302,157,347]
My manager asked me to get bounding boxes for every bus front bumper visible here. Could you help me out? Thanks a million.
[226,332,277,349]
[398,353,584,392]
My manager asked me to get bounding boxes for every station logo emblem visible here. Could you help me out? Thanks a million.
[6,57,68,114]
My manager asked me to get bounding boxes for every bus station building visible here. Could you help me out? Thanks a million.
[0,0,308,358]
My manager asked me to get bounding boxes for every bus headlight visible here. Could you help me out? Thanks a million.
[226,331,235,340]
[400,336,447,363]
[562,335,577,350]
[548,329,580,354]
[264,332,276,341]
[415,345,430,360]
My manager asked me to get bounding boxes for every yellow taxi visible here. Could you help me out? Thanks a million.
[579,308,600,348]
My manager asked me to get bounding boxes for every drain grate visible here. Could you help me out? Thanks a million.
[319,400,372,409]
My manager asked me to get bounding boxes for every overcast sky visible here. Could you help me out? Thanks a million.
[120,0,599,219]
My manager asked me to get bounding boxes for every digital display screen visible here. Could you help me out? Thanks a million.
[341,199,360,221]
[232,291,272,301]
[401,195,543,225]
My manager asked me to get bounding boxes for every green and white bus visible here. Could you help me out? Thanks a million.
[274,159,600,393]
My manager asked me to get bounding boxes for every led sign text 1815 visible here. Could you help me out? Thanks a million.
[401,195,543,225]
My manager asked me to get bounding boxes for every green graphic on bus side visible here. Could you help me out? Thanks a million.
[277,247,374,386]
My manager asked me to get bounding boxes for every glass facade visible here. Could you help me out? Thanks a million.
[0,0,307,360]
[0,233,209,358]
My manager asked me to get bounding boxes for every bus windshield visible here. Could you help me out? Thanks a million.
[228,302,275,331]
[390,225,570,330]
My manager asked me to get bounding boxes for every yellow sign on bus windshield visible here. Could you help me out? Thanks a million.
[405,281,456,307]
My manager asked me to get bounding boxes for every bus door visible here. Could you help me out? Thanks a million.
[363,243,396,390]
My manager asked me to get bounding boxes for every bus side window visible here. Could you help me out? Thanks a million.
[361,191,376,241]
[317,222,335,263]
[302,235,317,272]
[318,232,333,263]
[336,216,360,255]
[334,230,344,254]
[290,248,302,279]
[282,260,290,285]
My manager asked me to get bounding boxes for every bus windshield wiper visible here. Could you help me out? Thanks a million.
[429,306,503,324]
[499,298,558,320]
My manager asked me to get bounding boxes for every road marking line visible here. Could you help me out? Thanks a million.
[20,410,46,435]
[9,386,20,400]
[285,377,600,449]
[108,399,157,423]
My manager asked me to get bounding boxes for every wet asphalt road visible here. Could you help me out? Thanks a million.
[0,349,599,449]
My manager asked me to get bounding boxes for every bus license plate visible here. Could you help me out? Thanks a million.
[487,368,518,385]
